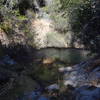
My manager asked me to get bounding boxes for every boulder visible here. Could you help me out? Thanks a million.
[60,58,100,87]
[74,85,100,100]
[46,84,59,91]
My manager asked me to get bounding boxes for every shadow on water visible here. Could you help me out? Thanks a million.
[0,43,36,63]
[0,42,47,100]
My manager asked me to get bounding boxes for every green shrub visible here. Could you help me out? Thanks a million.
[0,21,12,35]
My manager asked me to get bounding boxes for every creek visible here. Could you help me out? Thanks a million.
[0,0,99,100]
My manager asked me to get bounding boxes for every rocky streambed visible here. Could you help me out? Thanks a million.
[0,47,99,100]
[16,58,100,100]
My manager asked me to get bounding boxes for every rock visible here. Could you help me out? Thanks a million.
[0,28,9,45]
[31,18,83,48]
[0,55,16,65]
[31,4,83,49]
[45,0,53,6]
[61,59,100,87]
[46,84,59,91]
[59,67,73,73]
[31,18,68,48]
[74,85,100,100]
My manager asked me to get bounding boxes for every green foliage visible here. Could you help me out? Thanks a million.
[51,0,93,50]
[17,15,28,20]
[42,0,69,33]
[58,0,92,33]
[43,0,91,35]
[68,0,92,33]
[0,21,13,35]
[82,17,100,54]
[31,64,59,84]
[0,0,4,8]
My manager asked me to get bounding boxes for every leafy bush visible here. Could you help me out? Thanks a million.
[0,21,13,35]
[82,17,100,54]
[68,0,92,33]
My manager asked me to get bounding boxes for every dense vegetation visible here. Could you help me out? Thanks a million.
[0,0,100,53]
[40,0,100,54]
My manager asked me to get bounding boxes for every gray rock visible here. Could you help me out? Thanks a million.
[61,61,100,87]
[2,55,17,65]
[46,84,59,91]
[74,86,100,100]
